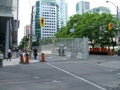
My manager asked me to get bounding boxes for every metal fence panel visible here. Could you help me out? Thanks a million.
[39,38,88,60]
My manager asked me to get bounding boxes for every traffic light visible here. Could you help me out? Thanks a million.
[40,18,44,27]
[108,23,113,30]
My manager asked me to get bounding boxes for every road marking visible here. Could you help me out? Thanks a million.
[33,76,40,79]
[52,80,61,83]
[47,63,106,90]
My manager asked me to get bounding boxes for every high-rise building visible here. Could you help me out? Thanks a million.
[33,0,68,39]
[0,0,19,58]
[33,0,58,39]
[76,1,90,15]
[88,6,111,14]
[57,0,68,28]
[24,25,31,38]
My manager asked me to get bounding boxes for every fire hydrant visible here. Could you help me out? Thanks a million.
[19,54,24,63]
[40,53,45,62]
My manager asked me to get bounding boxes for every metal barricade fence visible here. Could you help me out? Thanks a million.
[39,38,88,60]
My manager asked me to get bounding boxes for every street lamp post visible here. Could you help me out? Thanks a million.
[106,1,120,49]
[29,6,34,50]
[106,1,119,19]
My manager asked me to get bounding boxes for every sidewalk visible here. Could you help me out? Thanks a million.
[3,57,40,67]
[2,54,120,69]
[2,54,71,67]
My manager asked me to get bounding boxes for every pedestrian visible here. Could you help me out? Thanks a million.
[16,47,19,57]
[23,49,27,60]
[7,48,12,61]
[33,48,38,59]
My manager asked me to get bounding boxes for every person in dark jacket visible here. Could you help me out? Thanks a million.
[7,48,12,61]
[33,48,38,59]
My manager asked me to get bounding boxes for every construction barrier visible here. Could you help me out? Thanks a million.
[107,48,110,55]
[111,50,115,55]
[19,54,24,63]
[89,47,114,55]
[39,38,89,60]
[25,54,29,64]
[40,53,45,62]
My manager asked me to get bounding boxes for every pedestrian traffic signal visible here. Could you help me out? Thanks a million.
[108,23,113,30]
[40,18,44,27]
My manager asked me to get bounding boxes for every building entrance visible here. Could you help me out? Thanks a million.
[0,17,6,54]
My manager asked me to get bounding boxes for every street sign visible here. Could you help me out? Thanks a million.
[70,28,75,33]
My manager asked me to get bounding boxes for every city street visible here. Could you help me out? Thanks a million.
[0,55,120,90]
[1,0,120,90]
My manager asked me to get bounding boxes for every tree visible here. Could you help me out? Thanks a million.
[55,13,118,48]
[18,36,29,49]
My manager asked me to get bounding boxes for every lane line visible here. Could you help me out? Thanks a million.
[47,63,106,90]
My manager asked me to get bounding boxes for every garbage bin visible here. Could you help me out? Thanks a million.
[0,51,3,67]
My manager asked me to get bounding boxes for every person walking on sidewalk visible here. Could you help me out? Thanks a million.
[33,48,38,59]
[7,48,12,61]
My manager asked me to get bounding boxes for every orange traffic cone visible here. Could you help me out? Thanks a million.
[25,54,29,64]
[19,54,24,63]
[40,53,45,62]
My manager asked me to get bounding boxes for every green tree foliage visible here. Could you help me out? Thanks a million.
[55,13,118,48]
[18,36,29,49]
[32,39,39,46]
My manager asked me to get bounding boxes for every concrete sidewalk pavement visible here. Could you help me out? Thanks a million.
[2,54,71,67]
[3,57,40,67]
[2,54,120,69]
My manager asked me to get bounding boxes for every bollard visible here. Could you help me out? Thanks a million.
[19,54,24,63]
[40,53,45,62]
[25,54,29,64]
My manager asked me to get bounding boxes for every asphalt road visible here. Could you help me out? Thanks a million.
[0,55,120,90]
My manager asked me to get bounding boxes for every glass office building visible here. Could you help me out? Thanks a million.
[33,0,58,39]
[76,1,90,15]
[0,0,19,58]
[57,0,68,28]
[33,0,68,39]
[88,6,111,14]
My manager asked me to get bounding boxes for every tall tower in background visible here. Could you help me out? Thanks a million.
[33,0,68,39]
[57,0,68,29]
[88,6,111,14]
[33,0,58,39]
[76,1,90,15]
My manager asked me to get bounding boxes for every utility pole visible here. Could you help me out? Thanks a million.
[29,6,34,51]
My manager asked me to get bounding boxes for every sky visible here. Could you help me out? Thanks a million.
[18,0,120,43]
